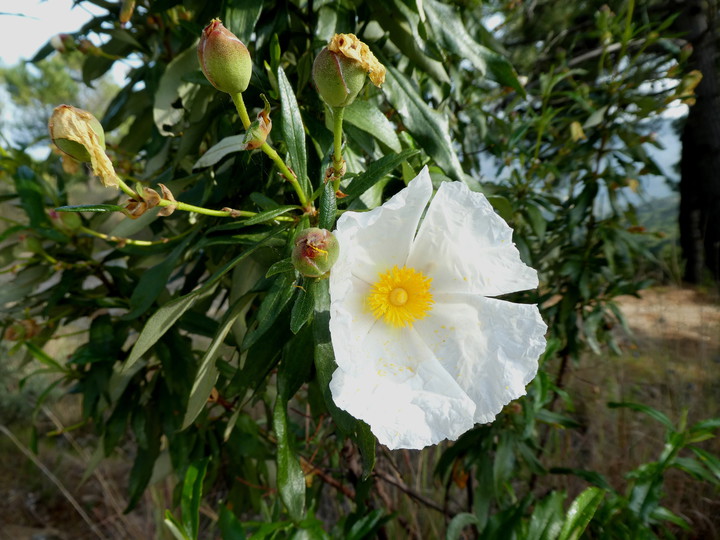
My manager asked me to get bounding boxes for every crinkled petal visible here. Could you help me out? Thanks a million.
[329,323,476,449]
[329,271,376,372]
[414,294,547,424]
[332,167,432,284]
[407,181,538,296]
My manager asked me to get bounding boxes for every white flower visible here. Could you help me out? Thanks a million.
[328,167,547,450]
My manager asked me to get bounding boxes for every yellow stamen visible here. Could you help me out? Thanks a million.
[368,266,433,328]
[309,244,328,256]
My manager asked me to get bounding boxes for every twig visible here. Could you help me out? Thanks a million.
[373,470,446,514]
[300,457,356,499]
[0,424,108,540]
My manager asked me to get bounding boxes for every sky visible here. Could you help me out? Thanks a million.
[0,0,105,66]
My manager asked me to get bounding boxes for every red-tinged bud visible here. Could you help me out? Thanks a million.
[292,228,340,278]
[77,39,101,55]
[198,19,252,94]
[50,33,75,53]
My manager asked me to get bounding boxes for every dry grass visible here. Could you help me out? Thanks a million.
[544,286,720,537]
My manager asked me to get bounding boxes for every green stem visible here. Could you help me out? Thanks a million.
[332,106,345,192]
[231,92,309,207]
[114,175,252,218]
[260,143,308,206]
[80,225,159,246]
[231,92,252,130]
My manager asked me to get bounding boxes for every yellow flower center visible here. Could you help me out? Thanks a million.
[368,266,433,328]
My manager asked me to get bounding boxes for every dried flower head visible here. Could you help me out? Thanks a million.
[48,105,118,188]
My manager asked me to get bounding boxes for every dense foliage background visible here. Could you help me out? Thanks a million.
[1,0,719,538]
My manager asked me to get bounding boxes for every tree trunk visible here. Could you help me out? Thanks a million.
[678,0,720,283]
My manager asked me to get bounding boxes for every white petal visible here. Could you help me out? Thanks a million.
[328,271,377,372]
[332,167,432,284]
[329,322,476,449]
[415,294,547,424]
[407,181,538,296]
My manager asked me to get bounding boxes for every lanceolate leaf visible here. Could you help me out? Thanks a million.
[344,100,402,152]
[154,44,200,136]
[192,135,245,169]
[55,204,126,213]
[344,149,419,201]
[290,279,315,334]
[278,67,309,196]
[382,64,465,181]
[274,376,306,520]
[557,487,605,540]
[424,0,525,96]
[181,294,254,430]
[110,229,284,403]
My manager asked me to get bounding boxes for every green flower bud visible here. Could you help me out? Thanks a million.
[312,47,367,107]
[198,19,252,94]
[292,228,340,278]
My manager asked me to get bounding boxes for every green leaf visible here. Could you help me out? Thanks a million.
[164,511,191,540]
[242,206,298,226]
[424,0,525,96]
[344,149,419,201]
[110,229,282,403]
[344,100,401,152]
[154,44,200,136]
[123,231,199,320]
[242,273,296,350]
[23,342,67,374]
[346,509,388,540]
[318,182,337,230]
[218,506,247,540]
[557,487,605,540]
[690,446,720,481]
[536,409,582,429]
[192,135,245,169]
[290,279,316,334]
[224,0,263,43]
[277,66,309,195]
[55,204,126,213]
[266,258,295,278]
[607,401,675,431]
[355,421,377,480]
[527,491,565,540]
[14,166,52,229]
[181,459,209,540]
[650,506,691,530]
[446,513,479,540]
[273,387,306,520]
[382,63,465,181]
[181,294,254,430]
